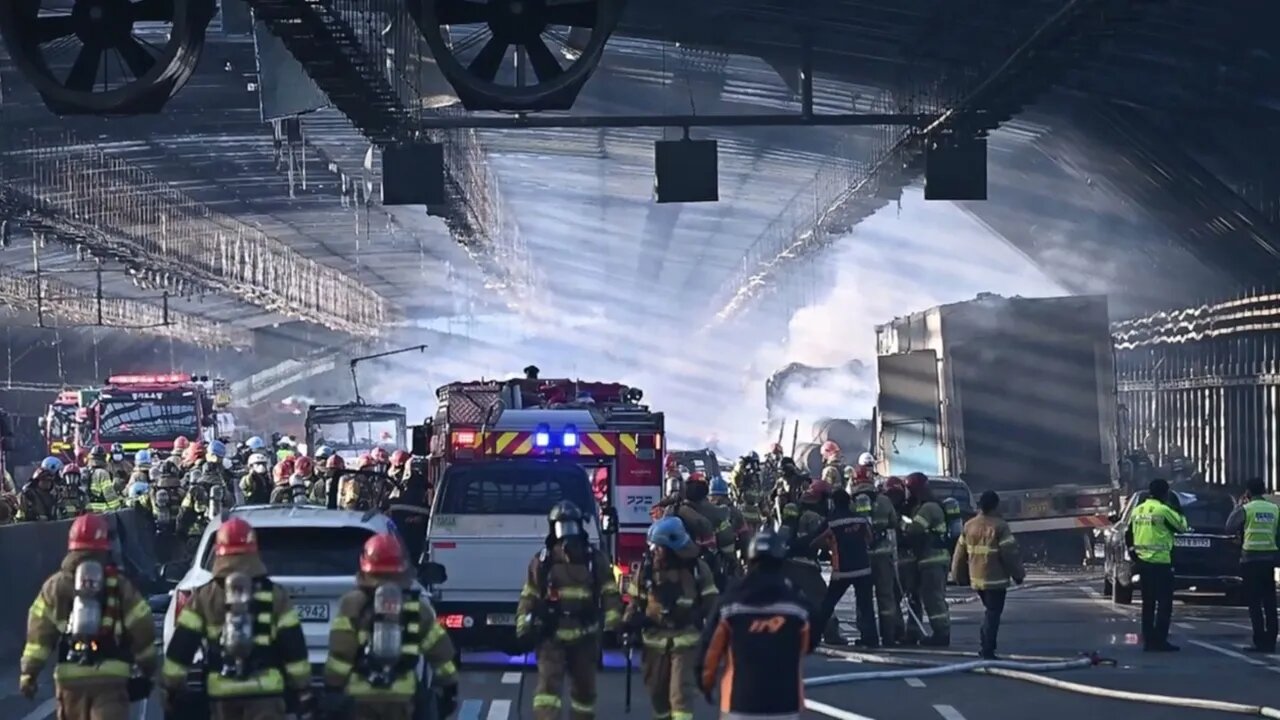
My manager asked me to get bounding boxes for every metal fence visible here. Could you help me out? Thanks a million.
[1113,292,1280,492]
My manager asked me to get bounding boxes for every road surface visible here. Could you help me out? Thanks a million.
[2,569,1276,720]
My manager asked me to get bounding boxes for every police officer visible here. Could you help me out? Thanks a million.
[623,517,717,720]
[517,501,622,720]
[697,529,813,719]
[815,488,878,647]
[86,447,124,513]
[324,534,459,719]
[1124,478,1188,652]
[20,514,156,719]
[951,491,1025,659]
[902,473,951,646]
[162,517,314,719]
[1225,477,1278,653]
[239,453,273,506]
[853,473,901,645]
[708,477,752,563]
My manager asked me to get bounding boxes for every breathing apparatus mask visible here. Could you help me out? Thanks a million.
[111,452,124,463]
[365,584,404,687]
[219,572,254,678]
[555,517,587,563]
[153,488,175,525]
[207,484,226,520]
[66,561,105,664]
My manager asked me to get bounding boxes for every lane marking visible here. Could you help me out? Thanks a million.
[1188,639,1268,667]
[458,699,484,720]
[905,677,927,687]
[18,698,56,720]
[1175,622,1195,629]
[501,671,522,684]
[804,699,880,720]
[487,699,512,720]
[933,704,967,720]
[1217,621,1254,630]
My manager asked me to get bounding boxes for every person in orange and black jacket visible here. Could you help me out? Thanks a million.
[697,528,814,720]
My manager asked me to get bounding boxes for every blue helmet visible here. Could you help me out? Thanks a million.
[207,439,227,459]
[246,436,266,451]
[40,456,63,473]
[646,516,692,551]
[128,480,150,498]
[709,477,730,497]
[315,445,334,460]
[135,449,153,467]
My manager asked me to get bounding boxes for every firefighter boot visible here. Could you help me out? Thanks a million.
[55,686,129,720]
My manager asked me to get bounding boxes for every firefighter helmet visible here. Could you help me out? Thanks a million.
[326,454,346,471]
[273,458,295,485]
[548,501,585,539]
[215,517,258,556]
[390,450,411,468]
[173,436,190,452]
[207,440,227,460]
[371,447,389,464]
[314,445,334,460]
[709,477,730,496]
[40,456,63,473]
[246,436,267,451]
[857,452,875,467]
[134,449,153,468]
[686,471,707,484]
[89,445,107,460]
[803,479,833,502]
[295,457,314,477]
[820,440,840,459]
[68,514,111,552]
[746,529,787,564]
[883,476,904,492]
[356,453,375,470]
[904,472,929,496]
[360,533,407,575]
[647,516,691,551]
[61,464,82,479]
[247,453,269,469]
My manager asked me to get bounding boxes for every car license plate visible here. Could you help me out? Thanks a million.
[296,603,330,622]
[1175,537,1211,548]
[1023,500,1052,517]
[486,613,516,626]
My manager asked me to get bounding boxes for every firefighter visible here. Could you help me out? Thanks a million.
[86,447,124,513]
[729,454,764,532]
[176,468,218,555]
[951,490,1025,659]
[170,436,191,464]
[654,473,716,549]
[107,444,131,486]
[819,440,843,487]
[370,447,391,477]
[19,467,60,521]
[516,501,622,720]
[126,451,152,505]
[240,453,273,506]
[388,450,411,485]
[178,441,205,478]
[815,488,878,647]
[784,480,840,645]
[311,455,345,506]
[622,517,717,720]
[20,514,156,719]
[201,441,236,503]
[882,477,917,643]
[770,458,807,527]
[340,455,376,511]
[684,473,739,582]
[162,517,314,719]
[149,463,185,564]
[854,473,902,645]
[58,464,89,518]
[240,436,268,468]
[903,473,951,646]
[697,528,813,719]
[268,458,296,505]
[663,456,682,492]
[708,477,752,562]
[323,534,459,720]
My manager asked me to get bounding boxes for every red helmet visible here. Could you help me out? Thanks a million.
[883,476,905,493]
[664,455,678,471]
[274,458,295,484]
[68,514,111,551]
[183,442,205,464]
[60,464,82,479]
[215,517,258,557]
[904,472,929,496]
[687,471,707,484]
[804,479,833,502]
[295,457,315,476]
[371,447,389,464]
[390,450,411,468]
[357,453,375,470]
[820,440,841,459]
[326,454,346,471]
[173,436,190,452]
[359,533,406,575]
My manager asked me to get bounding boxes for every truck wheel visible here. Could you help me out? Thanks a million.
[1112,579,1133,605]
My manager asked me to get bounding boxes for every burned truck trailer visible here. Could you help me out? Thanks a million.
[874,294,1118,563]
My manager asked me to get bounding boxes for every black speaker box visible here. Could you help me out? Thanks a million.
[924,132,988,201]
[382,143,446,206]
[655,139,719,203]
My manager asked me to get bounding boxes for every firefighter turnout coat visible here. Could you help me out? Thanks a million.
[951,512,1026,590]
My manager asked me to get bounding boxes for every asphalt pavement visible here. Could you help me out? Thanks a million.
[2,568,1277,720]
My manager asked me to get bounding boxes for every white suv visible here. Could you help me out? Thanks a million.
[160,505,436,709]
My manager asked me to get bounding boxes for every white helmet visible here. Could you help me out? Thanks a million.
[857,452,875,468]
[248,453,269,468]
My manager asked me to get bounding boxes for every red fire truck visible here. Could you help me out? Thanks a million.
[424,376,665,588]
[77,373,222,454]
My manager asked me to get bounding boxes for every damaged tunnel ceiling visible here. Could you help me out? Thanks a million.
[0,0,1276,356]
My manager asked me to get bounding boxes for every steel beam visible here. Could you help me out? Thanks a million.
[417,112,935,130]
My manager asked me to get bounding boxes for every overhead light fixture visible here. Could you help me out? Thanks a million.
[654,133,719,204]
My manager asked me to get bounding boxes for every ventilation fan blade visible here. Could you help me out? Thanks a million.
[436,0,488,25]
[117,36,157,78]
[34,14,76,44]
[468,36,507,82]
[524,37,563,82]
[131,0,173,22]
[65,45,101,91]
[544,0,596,28]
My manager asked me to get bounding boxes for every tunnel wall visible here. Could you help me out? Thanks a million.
[1113,292,1280,492]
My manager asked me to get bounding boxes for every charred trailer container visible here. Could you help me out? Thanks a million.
[875,294,1118,564]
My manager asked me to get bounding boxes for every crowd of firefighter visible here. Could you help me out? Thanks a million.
[12,434,1028,720]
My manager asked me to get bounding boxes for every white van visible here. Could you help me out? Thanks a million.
[424,458,610,653]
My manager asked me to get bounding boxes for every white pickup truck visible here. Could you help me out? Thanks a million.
[424,458,611,654]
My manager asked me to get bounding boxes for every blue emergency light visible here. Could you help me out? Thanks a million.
[562,425,578,448]
[534,424,551,448]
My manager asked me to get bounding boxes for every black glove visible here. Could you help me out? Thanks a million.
[703,687,715,706]
[126,675,154,702]
[437,684,459,718]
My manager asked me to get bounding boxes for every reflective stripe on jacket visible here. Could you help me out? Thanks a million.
[951,514,1026,590]
[1243,499,1280,553]
[1129,498,1188,565]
